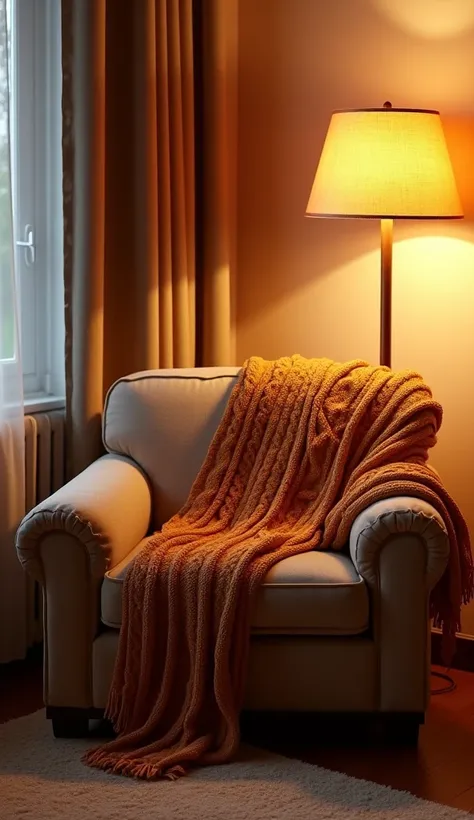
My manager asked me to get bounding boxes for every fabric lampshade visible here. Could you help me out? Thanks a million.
[306,107,463,220]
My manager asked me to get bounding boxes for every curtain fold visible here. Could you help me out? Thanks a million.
[62,0,237,477]
[200,0,237,366]
[0,0,28,662]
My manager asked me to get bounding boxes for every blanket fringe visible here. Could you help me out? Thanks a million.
[82,748,187,781]
[104,685,124,735]
[165,766,187,781]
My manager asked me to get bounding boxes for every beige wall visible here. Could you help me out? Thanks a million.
[236,0,474,631]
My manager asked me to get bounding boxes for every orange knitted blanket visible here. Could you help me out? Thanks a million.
[84,355,473,780]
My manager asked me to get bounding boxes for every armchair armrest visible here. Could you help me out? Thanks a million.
[17,453,152,581]
[350,496,449,590]
[349,496,450,712]
[15,453,152,709]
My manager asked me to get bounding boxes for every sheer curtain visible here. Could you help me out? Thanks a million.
[0,0,27,663]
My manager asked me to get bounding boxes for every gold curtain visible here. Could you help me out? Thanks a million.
[61,0,237,476]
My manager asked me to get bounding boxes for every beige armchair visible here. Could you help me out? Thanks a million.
[16,368,450,742]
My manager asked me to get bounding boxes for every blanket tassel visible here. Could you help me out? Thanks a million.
[83,749,187,781]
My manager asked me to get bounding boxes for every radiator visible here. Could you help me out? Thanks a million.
[24,411,66,509]
[24,410,66,644]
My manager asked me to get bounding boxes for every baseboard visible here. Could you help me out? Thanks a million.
[431,629,474,671]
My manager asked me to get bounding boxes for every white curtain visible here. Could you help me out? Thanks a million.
[0,0,27,663]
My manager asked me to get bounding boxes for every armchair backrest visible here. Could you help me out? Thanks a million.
[103,368,240,525]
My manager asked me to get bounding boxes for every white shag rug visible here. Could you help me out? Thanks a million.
[0,710,470,820]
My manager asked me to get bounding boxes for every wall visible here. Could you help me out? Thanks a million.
[236,0,474,631]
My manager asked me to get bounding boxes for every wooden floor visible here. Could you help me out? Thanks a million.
[2,653,474,813]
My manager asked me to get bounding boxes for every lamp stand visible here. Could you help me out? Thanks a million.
[380,218,393,367]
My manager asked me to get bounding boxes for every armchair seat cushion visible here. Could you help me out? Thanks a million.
[101,540,369,636]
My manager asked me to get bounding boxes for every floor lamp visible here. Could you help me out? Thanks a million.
[306,103,463,367]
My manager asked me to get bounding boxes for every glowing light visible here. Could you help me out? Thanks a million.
[373,0,474,39]
[307,108,462,220]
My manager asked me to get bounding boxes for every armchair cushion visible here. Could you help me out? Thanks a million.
[103,368,240,526]
[101,545,370,635]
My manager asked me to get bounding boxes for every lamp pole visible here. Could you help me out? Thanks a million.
[380,217,393,367]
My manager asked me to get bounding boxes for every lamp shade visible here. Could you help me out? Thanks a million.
[306,107,463,220]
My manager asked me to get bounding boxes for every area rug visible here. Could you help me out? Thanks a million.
[0,711,469,820]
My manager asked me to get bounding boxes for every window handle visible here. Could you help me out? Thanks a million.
[16,224,36,266]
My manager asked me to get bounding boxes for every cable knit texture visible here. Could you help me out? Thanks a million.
[84,355,473,780]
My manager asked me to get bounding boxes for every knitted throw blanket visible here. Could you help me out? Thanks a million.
[85,356,473,780]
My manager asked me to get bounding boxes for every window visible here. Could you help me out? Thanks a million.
[0,2,12,364]
[7,0,64,409]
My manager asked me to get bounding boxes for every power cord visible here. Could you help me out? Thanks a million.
[431,669,456,695]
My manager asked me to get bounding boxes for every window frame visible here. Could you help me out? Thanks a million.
[10,0,65,411]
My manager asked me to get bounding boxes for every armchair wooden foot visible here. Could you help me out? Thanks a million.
[383,713,423,746]
[49,709,89,738]
[47,706,105,738]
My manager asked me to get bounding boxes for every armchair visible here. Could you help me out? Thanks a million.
[16,368,449,740]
